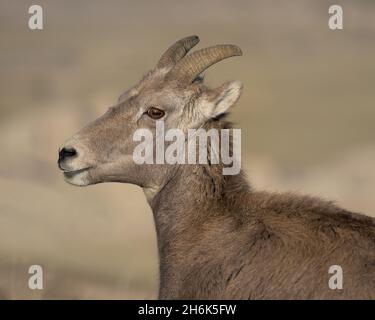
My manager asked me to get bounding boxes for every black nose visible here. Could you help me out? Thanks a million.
[58,147,77,163]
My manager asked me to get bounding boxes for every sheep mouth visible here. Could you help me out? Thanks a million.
[63,167,91,177]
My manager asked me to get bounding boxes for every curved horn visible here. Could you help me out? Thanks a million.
[167,45,242,83]
[157,35,200,68]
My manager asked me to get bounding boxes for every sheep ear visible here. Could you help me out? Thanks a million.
[208,81,243,118]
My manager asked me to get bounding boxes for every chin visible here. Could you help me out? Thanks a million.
[63,169,91,186]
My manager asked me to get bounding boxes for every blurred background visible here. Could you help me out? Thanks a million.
[0,0,374,299]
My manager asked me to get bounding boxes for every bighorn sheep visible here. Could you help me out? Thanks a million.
[58,36,375,299]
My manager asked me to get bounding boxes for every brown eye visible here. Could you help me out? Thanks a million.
[147,107,165,120]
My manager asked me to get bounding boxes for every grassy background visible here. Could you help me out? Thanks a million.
[0,0,374,299]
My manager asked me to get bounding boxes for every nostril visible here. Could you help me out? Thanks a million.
[59,147,77,162]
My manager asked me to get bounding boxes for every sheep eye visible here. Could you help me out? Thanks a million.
[147,107,165,120]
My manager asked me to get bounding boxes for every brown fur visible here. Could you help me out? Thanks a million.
[151,118,375,299]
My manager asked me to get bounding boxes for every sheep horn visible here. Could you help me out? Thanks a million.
[167,45,242,83]
[157,35,200,69]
